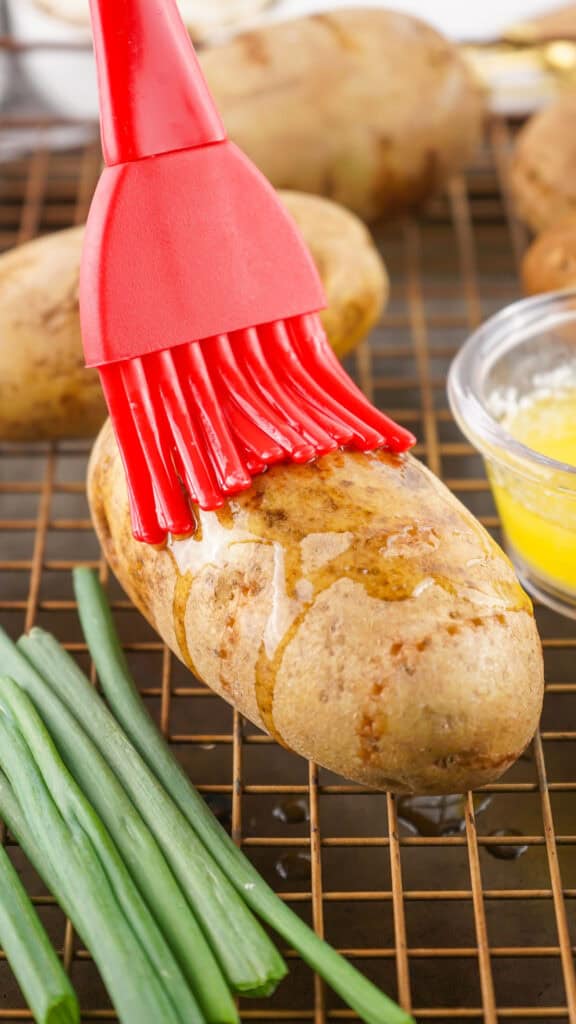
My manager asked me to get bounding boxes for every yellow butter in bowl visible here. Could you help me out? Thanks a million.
[448,290,576,619]
[490,389,576,597]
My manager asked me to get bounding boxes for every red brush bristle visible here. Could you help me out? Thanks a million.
[99,314,416,544]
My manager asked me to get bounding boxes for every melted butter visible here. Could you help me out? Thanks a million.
[300,531,355,573]
[411,577,435,598]
[167,451,530,741]
[262,543,295,658]
[398,793,492,837]
[490,388,576,596]
[168,509,260,675]
[381,523,440,557]
[492,578,533,614]
[255,603,311,742]
[169,509,257,576]
[173,572,197,676]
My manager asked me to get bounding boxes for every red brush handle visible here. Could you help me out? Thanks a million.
[88,0,226,166]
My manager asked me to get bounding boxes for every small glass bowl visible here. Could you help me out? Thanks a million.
[448,290,576,620]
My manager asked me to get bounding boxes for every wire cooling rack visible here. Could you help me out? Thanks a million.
[0,111,575,1023]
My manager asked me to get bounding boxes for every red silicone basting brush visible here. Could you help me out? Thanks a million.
[81,0,416,545]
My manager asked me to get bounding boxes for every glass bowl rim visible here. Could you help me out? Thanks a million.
[448,288,576,483]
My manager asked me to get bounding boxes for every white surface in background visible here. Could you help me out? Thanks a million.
[7,0,562,44]
[264,0,557,40]
[0,2,8,110]
[9,0,95,120]
[12,0,274,30]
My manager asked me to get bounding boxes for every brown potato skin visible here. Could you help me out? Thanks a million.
[281,191,388,356]
[200,9,486,222]
[0,195,386,440]
[89,421,544,794]
[511,97,576,234]
[521,216,576,295]
[0,226,106,441]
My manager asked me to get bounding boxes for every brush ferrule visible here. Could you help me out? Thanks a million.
[89,0,226,166]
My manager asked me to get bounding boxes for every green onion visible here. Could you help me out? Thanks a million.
[72,568,414,1024]
[0,839,79,1024]
[0,631,236,1024]
[0,677,203,1024]
[0,771,76,942]
[0,774,32,857]
[16,630,286,999]
[0,769,58,897]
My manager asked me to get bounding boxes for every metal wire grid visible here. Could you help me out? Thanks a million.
[0,115,575,1023]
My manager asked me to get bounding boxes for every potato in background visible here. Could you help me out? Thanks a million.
[521,217,576,296]
[511,96,576,234]
[200,8,486,222]
[0,192,386,440]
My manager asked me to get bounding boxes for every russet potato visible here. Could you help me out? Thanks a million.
[521,216,576,296]
[89,421,543,794]
[511,96,576,234]
[0,226,106,441]
[200,9,486,222]
[280,191,388,357]
[0,193,386,440]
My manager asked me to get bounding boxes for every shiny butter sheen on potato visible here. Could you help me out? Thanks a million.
[89,422,543,794]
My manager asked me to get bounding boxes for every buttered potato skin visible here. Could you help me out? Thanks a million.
[89,421,543,793]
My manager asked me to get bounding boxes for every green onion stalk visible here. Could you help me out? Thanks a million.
[13,628,286,1000]
[71,567,413,1024]
[0,837,79,1024]
[0,677,203,1024]
[0,632,236,1024]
